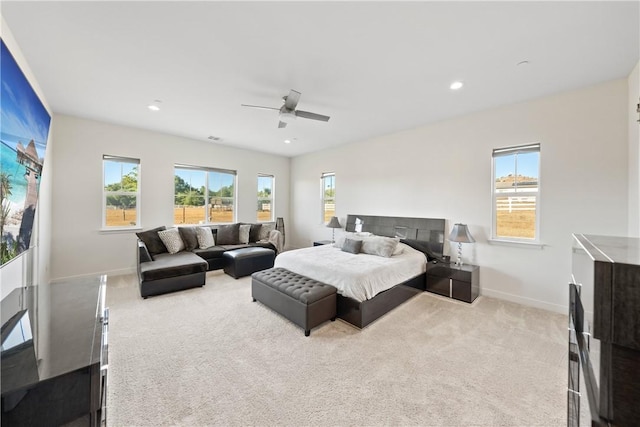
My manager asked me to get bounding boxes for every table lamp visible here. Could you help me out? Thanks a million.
[326,216,342,243]
[448,223,475,266]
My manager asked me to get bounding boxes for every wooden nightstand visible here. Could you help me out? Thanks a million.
[426,262,479,303]
[313,240,333,246]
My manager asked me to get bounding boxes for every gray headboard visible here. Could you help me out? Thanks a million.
[345,214,446,256]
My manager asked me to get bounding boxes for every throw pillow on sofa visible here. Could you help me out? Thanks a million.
[178,226,199,251]
[196,227,215,249]
[136,226,168,255]
[158,228,185,254]
[249,223,262,242]
[239,224,251,244]
[258,222,275,241]
[216,223,240,245]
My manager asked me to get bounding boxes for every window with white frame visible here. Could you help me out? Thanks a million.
[492,143,540,241]
[174,165,236,224]
[257,174,274,222]
[103,155,140,228]
[321,172,335,223]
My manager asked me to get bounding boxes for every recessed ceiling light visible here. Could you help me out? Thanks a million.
[284,139,291,144]
[147,100,162,111]
[450,81,464,90]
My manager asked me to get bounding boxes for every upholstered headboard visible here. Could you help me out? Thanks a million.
[345,214,446,257]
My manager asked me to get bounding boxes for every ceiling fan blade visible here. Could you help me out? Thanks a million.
[241,104,280,111]
[278,120,287,128]
[295,110,330,122]
[283,90,301,110]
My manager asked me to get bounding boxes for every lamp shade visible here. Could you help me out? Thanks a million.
[326,216,342,229]
[448,223,475,243]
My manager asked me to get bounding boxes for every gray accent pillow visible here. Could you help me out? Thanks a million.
[136,226,167,255]
[196,227,215,249]
[239,224,251,244]
[341,238,362,254]
[216,223,240,245]
[258,222,275,241]
[178,227,199,251]
[361,235,399,258]
[249,223,262,243]
[158,228,186,254]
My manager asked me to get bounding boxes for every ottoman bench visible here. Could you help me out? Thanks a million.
[251,268,337,336]
[223,247,276,279]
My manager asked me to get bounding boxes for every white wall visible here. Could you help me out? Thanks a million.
[51,115,290,280]
[290,79,629,313]
[0,17,54,299]
[628,60,640,237]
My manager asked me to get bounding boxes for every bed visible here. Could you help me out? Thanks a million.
[275,215,446,328]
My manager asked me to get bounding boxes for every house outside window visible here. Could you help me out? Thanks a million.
[103,155,140,229]
[257,174,274,222]
[321,172,335,223]
[492,143,540,242]
[174,165,236,224]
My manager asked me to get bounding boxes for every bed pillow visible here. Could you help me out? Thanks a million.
[178,226,199,251]
[196,226,215,249]
[392,243,404,256]
[239,224,251,244]
[341,238,362,254]
[361,235,399,258]
[333,231,374,248]
[136,226,168,255]
[158,228,185,254]
[216,223,240,245]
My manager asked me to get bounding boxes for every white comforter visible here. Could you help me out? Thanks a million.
[273,243,426,302]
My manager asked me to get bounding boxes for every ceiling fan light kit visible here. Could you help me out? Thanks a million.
[242,89,330,128]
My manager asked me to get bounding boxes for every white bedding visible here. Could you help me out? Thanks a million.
[273,242,426,302]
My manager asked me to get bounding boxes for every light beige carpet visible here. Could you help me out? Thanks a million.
[106,271,568,426]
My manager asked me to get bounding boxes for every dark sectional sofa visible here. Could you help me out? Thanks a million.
[136,222,280,298]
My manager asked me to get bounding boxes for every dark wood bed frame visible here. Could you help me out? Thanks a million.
[336,214,446,329]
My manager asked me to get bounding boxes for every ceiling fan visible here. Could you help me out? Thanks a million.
[241,89,330,128]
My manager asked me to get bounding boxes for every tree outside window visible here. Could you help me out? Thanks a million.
[174,166,236,224]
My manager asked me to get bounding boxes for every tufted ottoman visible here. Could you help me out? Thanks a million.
[223,247,276,279]
[251,268,337,336]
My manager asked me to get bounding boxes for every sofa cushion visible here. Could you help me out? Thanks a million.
[136,226,168,256]
[192,245,228,260]
[139,252,207,282]
[158,228,185,254]
[179,226,199,251]
[258,222,275,241]
[216,223,240,245]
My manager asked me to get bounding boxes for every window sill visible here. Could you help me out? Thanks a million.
[99,227,142,234]
[488,239,544,249]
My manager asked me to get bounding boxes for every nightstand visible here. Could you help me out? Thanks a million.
[313,240,333,246]
[426,262,479,303]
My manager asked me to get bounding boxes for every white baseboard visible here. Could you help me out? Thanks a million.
[481,288,567,315]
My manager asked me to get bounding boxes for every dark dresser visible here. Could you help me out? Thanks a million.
[1,275,108,426]
[568,235,640,427]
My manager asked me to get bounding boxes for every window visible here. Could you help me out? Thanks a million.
[103,155,140,229]
[492,143,540,241]
[321,172,335,223]
[174,165,236,224]
[257,174,274,222]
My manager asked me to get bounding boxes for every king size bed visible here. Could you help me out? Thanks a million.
[274,214,446,329]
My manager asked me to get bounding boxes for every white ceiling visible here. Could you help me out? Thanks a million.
[2,1,639,157]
